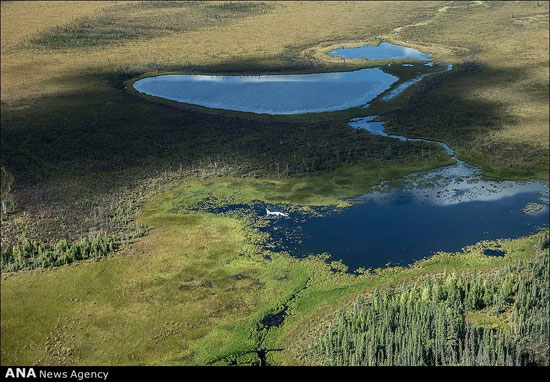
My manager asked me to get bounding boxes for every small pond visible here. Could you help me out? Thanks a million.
[328,41,432,61]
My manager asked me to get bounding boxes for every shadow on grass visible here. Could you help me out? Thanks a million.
[381,61,549,177]
[1,66,438,187]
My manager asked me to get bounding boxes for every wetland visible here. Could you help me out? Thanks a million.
[141,42,548,271]
[2,1,548,367]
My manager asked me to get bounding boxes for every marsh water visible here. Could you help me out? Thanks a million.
[265,117,548,270]
[137,42,549,270]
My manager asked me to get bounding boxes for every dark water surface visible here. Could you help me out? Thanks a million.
[208,177,547,271]
[279,190,547,270]
[133,69,397,114]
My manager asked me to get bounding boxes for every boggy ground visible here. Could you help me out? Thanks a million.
[1,1,549,365]
[2,171,546,365]
[1,0,454,246]
[2,1,548,245]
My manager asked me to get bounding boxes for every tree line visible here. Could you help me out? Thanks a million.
[308,236,549,366]
[1,235,118,272]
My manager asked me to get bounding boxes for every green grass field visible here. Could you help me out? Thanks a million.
[1,1,549,366]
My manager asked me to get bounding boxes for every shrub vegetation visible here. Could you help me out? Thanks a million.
[309,247,549,366]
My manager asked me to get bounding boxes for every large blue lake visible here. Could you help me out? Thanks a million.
[135,41,548,270]
[133,69,397,114]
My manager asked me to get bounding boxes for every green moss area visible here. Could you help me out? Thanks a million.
[163,156,454,210]
[2,168,546,365]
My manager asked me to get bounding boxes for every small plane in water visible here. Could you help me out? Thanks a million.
[265,208,289,218]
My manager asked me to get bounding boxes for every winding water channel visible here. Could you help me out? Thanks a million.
[134,42,549,271]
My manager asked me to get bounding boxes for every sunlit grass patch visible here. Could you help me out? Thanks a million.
[164,156,454,211]
[4,177,544,365]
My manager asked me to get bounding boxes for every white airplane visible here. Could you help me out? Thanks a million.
[265,208,289,218]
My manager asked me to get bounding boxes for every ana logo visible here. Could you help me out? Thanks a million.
[5,368,37,378]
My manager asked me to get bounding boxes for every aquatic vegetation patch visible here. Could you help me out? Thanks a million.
[523,202,544,213]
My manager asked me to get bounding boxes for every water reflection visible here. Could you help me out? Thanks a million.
[350,116,548,206]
